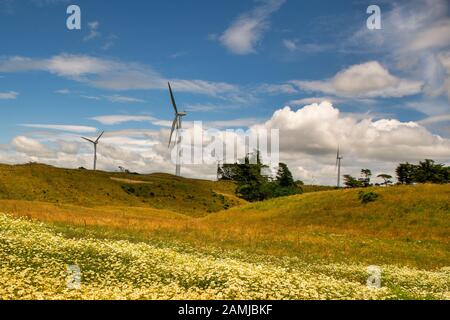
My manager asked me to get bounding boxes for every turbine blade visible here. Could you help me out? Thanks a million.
[168,117,177,147]
[81,137,95,144]
[168,82,178,114]
[95,131,105,143]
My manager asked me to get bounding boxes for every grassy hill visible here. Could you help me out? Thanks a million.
[0,163,244,217]
[0,163,449,299]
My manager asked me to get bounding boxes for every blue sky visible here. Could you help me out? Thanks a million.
[0,0,449,183]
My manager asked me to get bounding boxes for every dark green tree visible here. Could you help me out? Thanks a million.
[377,174,393,186]
[359,169,372,187]
[343,174,363,188]
[276,163,295,187]
[414,159,449,183]
[396,163,416,184]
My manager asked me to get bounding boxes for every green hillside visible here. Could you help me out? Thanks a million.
[0,163,244,216]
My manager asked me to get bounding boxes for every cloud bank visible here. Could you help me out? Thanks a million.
[5,102,450,185]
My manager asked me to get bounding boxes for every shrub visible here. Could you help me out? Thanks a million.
[358,191,379,204]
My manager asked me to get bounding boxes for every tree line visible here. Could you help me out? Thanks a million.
[344,159,450,188]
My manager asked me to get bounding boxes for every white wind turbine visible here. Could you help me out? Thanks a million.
[336,146,343,188]
[167,82,187,176]
[81,131,104,171]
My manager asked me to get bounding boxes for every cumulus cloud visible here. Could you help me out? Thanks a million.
[219,0,285,55]
[255,102,450,168]
[11,136,55,158]
[56,140,81,155]
[291,61,423,98]
[4,102,450,185]
[347,0,450,103]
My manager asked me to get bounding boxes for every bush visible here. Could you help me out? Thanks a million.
[358,191,378,204]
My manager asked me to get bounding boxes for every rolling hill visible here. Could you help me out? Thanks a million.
[0,163,448,299]
[0,163,244,217]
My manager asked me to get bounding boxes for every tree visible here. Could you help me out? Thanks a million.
[414,159,449,183]
[359,169,372,187]
[396,160,450,184]
[276,163,295,187]
[234,155,267,202]
[377,174,393,186]
[343,174,363,188]
[396,163,416,184]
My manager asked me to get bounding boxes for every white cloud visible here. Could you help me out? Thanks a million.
[408,20,450,52]
[347,0,450,101]
[219,0,285,55]
[20,124,97,133]
[418,114,450,125]
[0,91,18,99]
[4,102,450,185]
[55,89,70,94]
[91,115,156,125]
[185,104,220,112]
[288,97,341,105]
[257,83,297,95]
[80,95,101,100]
[84,21,100,41]
[0,54,244,99]
[56,140,81,155]
[105,95,145,104]
[282,39,297,51]
[437,51,450,99]
[206,118,263,129]
[11,136,54,158]
[256,102,450,161]
[291,61,423,98]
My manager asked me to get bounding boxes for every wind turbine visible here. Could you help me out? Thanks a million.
[81,131,104,171]
[336,146,343,188]
[167,82,187,176]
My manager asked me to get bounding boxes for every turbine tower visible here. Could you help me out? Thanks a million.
[81,131,104,171]
[336,146,343,188]
[167,82,187,176]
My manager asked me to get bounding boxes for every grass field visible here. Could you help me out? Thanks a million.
[0,163,449,299]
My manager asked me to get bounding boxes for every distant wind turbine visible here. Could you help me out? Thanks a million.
[81,131,104,171]
[167,82,187,176]
[336,146,343,188]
